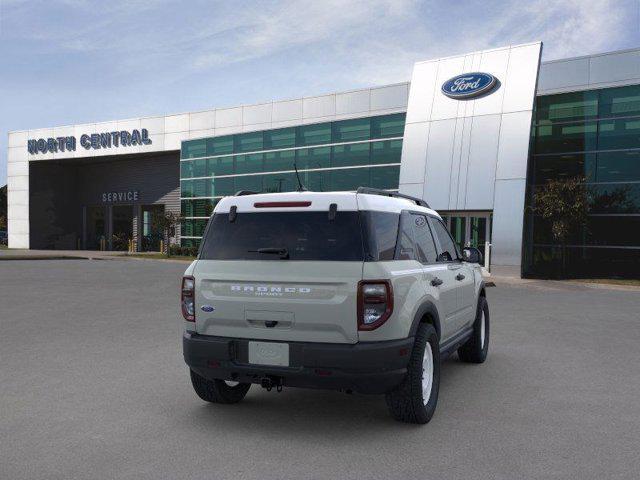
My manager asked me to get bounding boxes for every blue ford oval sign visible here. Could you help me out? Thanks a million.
[201,305,215,313]
[441,72,497,99]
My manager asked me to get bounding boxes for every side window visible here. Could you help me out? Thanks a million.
[395,212,416,260]
[411,214,438,264]
[430,217,459,262]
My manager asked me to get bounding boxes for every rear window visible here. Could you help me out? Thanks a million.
[200,211,364,261]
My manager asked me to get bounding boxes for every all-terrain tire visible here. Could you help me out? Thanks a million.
[385,323,440,424]
[190,370,251,404]
[458,296,489,364]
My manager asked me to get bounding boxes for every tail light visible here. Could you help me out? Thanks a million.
[181,276,195,322]
[357,280,393,331]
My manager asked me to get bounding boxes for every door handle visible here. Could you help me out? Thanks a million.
[456,273,465,281]
[431,277,443,287]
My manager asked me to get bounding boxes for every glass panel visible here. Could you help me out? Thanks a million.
[234,175,263,193]
[534,121,598,154]
[206,136,233,156]
[192,179,208,197]
[304,170,330,192]
[412,214,438,264]
[371,113,406,139]
[599,84,640,118]
[332,118,370,142]
[180,160,193,179]
[296,147,331,170]
[85,206,106,250]
[111,205,133,251]
[590,183,640,214]
[597,118,640,150]
[296,123,331,146]
[264,128,296,149]
[209,177,235,197]
[180,180,193,198]
[469,217,488,258]
[181,238,201,248]
[531,153,597,184]
[262,172,296,193]
[181,199,216,217]
[535,91,598,124]
[396,212,416,261]
[325,168,369,191]
[431,218,459,261]
[181,139,206,159]
[235,153,263,175]
[200,212,364,261]
[234,131,263,153]
[360,211,400,261]
[449,216,467,251]
[370,166,400,190]
[208,155,234,177]
[526,245,640,279]
[371,139,402,164]
[264,150,295,172]
[595,151,640,183]
[332,143,370,167]
[141,205,164,252]
[182,219,209,238]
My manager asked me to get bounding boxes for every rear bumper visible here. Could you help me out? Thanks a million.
[183,331,414,394]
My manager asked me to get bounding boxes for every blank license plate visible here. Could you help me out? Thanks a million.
[248,341,289,367]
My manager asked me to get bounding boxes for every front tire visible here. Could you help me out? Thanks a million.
[458,296,489,363]
[385,323,440,424]
[190,369,251,404]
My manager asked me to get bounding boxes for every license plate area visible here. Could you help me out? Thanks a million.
[248,341,290,366]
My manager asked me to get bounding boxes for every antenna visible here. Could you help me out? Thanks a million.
[293,162,307,192]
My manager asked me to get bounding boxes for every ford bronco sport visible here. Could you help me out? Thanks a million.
[182,188,489,424]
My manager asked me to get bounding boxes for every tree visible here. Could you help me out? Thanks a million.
[151,210,183,256]
[533,176,589,278]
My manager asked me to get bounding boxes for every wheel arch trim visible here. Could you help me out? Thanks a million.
[409,301,442,340]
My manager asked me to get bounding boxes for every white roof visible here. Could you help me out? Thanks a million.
[214,191,440,217]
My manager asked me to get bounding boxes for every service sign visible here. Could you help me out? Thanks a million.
[102,191,139,203]
[27,129,152,155]
[441,72,497,99]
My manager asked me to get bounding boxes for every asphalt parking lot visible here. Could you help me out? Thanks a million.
[1,259,640,479]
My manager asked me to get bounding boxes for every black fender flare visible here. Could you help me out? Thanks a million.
[409,301,442,340]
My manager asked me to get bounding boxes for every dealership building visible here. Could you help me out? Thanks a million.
[6,42,640,277]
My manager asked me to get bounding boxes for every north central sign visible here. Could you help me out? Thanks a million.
[441,72,497,99]
[27,128,152,155]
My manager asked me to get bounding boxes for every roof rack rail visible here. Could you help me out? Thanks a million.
[356,187,430,208]
[234,190,259,196]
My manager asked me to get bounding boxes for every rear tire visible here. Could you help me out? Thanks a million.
[190,369,251,404]
[458,296,489,363]
[385,323,440,424]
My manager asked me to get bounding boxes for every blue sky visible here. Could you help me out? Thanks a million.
[2,0,639,186]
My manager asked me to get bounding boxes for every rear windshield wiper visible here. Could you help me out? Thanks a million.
[248,247,290,259]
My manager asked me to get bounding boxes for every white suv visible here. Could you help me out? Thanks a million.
[182,188,489,424]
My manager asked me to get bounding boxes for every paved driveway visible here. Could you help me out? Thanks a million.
[1,260,639,479]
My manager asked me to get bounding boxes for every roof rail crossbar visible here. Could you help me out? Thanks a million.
[234,190,259,196]
[356,187,430,208]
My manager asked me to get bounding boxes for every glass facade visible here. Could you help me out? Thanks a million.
[180,113,405,247]
[523,85,640,278]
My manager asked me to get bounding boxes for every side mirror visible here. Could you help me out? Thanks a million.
[462,247,483,264]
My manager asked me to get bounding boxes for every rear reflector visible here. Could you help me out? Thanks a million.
[254,201,312,208]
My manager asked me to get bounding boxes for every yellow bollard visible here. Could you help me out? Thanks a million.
[160,240,164,254]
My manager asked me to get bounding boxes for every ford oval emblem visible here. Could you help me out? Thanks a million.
[200,305,215,313]
[441,72,497,99]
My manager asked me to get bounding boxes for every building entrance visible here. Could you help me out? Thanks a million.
[111,205,134,251]
[441,212,493,265]
[86,206,106,250]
